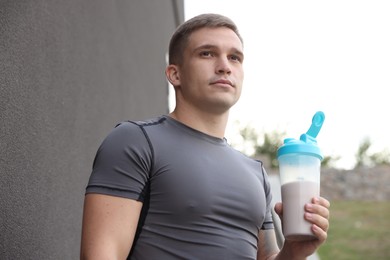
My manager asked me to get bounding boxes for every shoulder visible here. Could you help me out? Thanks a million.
[108,116,167,140]
[229,145,264,167]
[92,117,168,172]
[96,116,166,155]
[118,116,168,129]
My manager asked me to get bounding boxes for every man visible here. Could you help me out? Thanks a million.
[80,13,330,259]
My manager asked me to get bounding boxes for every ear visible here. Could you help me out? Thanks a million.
[165,64,181,88]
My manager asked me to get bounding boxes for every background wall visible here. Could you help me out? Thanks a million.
[0,1,184,258]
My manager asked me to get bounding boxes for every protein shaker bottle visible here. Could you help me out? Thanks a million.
[277,111,325,241]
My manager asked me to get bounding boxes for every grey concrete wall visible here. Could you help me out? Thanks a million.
[0,0,184,259]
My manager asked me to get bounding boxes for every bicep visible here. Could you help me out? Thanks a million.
[257,229,280,260]
[80,194,143,260]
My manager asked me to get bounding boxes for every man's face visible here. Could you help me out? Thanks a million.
[175,27,244,114]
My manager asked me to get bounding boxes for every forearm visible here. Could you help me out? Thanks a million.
[257,229,307,260]
[260,249,306,260]
[270,247,307,260]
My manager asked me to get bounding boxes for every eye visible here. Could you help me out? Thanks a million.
[229,55,242,63]
[200,51,213,57]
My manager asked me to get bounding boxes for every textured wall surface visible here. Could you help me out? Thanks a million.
[0,0,183,258]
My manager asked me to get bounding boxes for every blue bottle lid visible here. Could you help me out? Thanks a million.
[277,111,325,160]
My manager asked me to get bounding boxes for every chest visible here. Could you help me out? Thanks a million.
[148,137,267,230]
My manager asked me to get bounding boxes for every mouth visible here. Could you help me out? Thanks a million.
[210,79,234,88]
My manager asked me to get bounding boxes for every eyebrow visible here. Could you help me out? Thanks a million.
[193,44,244,59]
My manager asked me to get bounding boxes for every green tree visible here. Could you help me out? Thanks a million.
[355,137,372,167]
[237,125,339,169]
[355,137,390,168]
[321,154,341,169]
[238,125,285,169]
[253,131,285,169]
[370,149,390,165]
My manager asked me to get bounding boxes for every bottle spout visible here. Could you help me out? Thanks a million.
[279,111,325,160]
[306,111,325,138]
[299,111,325,144]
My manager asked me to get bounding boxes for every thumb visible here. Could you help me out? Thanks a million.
[274,202,283,218]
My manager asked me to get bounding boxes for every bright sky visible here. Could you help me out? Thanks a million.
[177,0,390,169]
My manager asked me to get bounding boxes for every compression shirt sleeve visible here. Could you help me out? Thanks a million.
[85,122,152,201]
[261,165,275,230]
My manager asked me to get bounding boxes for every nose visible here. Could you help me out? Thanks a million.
[215,57,232,75]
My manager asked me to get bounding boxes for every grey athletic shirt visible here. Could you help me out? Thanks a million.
[86,115,274,259]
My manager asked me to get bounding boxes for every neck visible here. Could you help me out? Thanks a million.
[169,108,229,139]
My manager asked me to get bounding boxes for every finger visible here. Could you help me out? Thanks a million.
[305,212,330,232]
[312,196,331,209]
[311,223,328,243]
[274,202,283,216]
[305,203,330,220]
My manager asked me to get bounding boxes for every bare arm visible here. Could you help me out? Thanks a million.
[257,229,280,260]
[80,194,143,260]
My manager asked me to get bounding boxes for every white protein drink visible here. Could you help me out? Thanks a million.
[281,180,319,241]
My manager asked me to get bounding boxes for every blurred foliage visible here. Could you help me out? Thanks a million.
[321,154,341,169]
[355,137,390,168]
[253,131,285,169]
[237,124,390,169]
[237,125,340,169]
[237,125,284,169]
